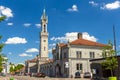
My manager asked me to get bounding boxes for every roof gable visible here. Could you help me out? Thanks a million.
[70,39,106,47]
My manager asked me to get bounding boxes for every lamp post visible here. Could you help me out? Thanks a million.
[113,25,119,80]
[65,62,69,77]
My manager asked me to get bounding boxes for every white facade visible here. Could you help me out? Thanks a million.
[52,36,106,78]
[40,9,49,59]
[2,56,8,74]
[25,9,107,78]
[68,45,103,77]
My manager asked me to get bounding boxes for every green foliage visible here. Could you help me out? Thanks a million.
[0,54,7,73]
[0,17,8,73]
[0,67,3,72]
[0,44,4,53]
[0,36,4,73]
[0,36,5,52]
[0,55,3,72]
[16,64,24,70]
[0,16,6,22]
[9,65,15,73]
[9,63,24,74]
[102,41,118,76]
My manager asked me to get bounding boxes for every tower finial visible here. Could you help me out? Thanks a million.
[43,8,46,16]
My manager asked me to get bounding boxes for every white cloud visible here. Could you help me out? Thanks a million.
[23,23,31,27]
[48,49,52,53]
[19,53,32,57]
[82,32,98,42]
[49,43,56,47]
[25,48,39,53]
[67,5,78,12]
[5,37,27,44]
[7,23,13,26]
[119,45,120,48]
[35,24,41,28]
[50,32,98,43]
[8,52,12,55]
[50,32,78,42]
[89,1,98,6]
[101,1,120,10]
[0,6,13,18]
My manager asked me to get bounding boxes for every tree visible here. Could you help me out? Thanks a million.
[0,36,5,73]
[0,16,7,70]
[0,36,4,52]
[14,64,24,72]
[0,55,4,72]
[0,16,7,73]
[10,65,15,74]
[102,41,118,77]
[0,16,6,22]
[9,63,24,74]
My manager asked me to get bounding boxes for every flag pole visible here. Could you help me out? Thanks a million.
[113,25,117,53]
[113,25,119,80]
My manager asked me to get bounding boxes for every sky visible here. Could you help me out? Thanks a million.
[0,0,120,64]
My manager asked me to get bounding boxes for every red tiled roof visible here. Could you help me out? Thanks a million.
[26,56,40,63]
[58,43,66,47]
[70,39,106,47]
[26,59,36,63]
[44,59,53,64]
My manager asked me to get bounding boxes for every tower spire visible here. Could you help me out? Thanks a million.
[41,8,47,20]
[40,8,49,59]
[41,8,48,32]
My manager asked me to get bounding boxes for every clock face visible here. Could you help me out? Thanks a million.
[43,40,46,42]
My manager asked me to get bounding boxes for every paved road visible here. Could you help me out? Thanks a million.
[0,76,91,80]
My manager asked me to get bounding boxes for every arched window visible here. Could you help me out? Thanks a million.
[44,25,46,32]
[44,46,46,51]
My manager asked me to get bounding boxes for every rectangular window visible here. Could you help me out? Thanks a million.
[56,53,59,60]
[103,52,107,58]
[76,51,82,58]
[76,63,82,71]
[90,52,95,58]
[44,46,46,51]
[64,53,67,59]
[60,53,62,60]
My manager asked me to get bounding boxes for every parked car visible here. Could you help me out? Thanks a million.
[83,72,91,78]
[24,73,31,76]
[75,71,81,78]
[35,73,46,78]
[0,73,6,76]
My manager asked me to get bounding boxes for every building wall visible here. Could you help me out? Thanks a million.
[40,33,49,58]
[52,44,104,78]
[40,62,53,77]
[68,59,90,77]
[69,45,103,58]
[25,62,37,73]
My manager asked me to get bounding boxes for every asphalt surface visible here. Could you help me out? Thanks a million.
[0,76,91,80]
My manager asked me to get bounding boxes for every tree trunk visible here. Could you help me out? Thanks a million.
[111,69,113,77]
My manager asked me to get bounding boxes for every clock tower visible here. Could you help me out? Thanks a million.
[40,9,49,60]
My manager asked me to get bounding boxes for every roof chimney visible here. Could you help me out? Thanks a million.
[78,33,82,39]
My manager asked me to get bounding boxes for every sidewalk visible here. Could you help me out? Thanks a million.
[0,76,17,80]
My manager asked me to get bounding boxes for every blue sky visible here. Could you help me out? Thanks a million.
[0,0,120,64]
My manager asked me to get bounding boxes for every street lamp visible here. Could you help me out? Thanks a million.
[113,25,119,80]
